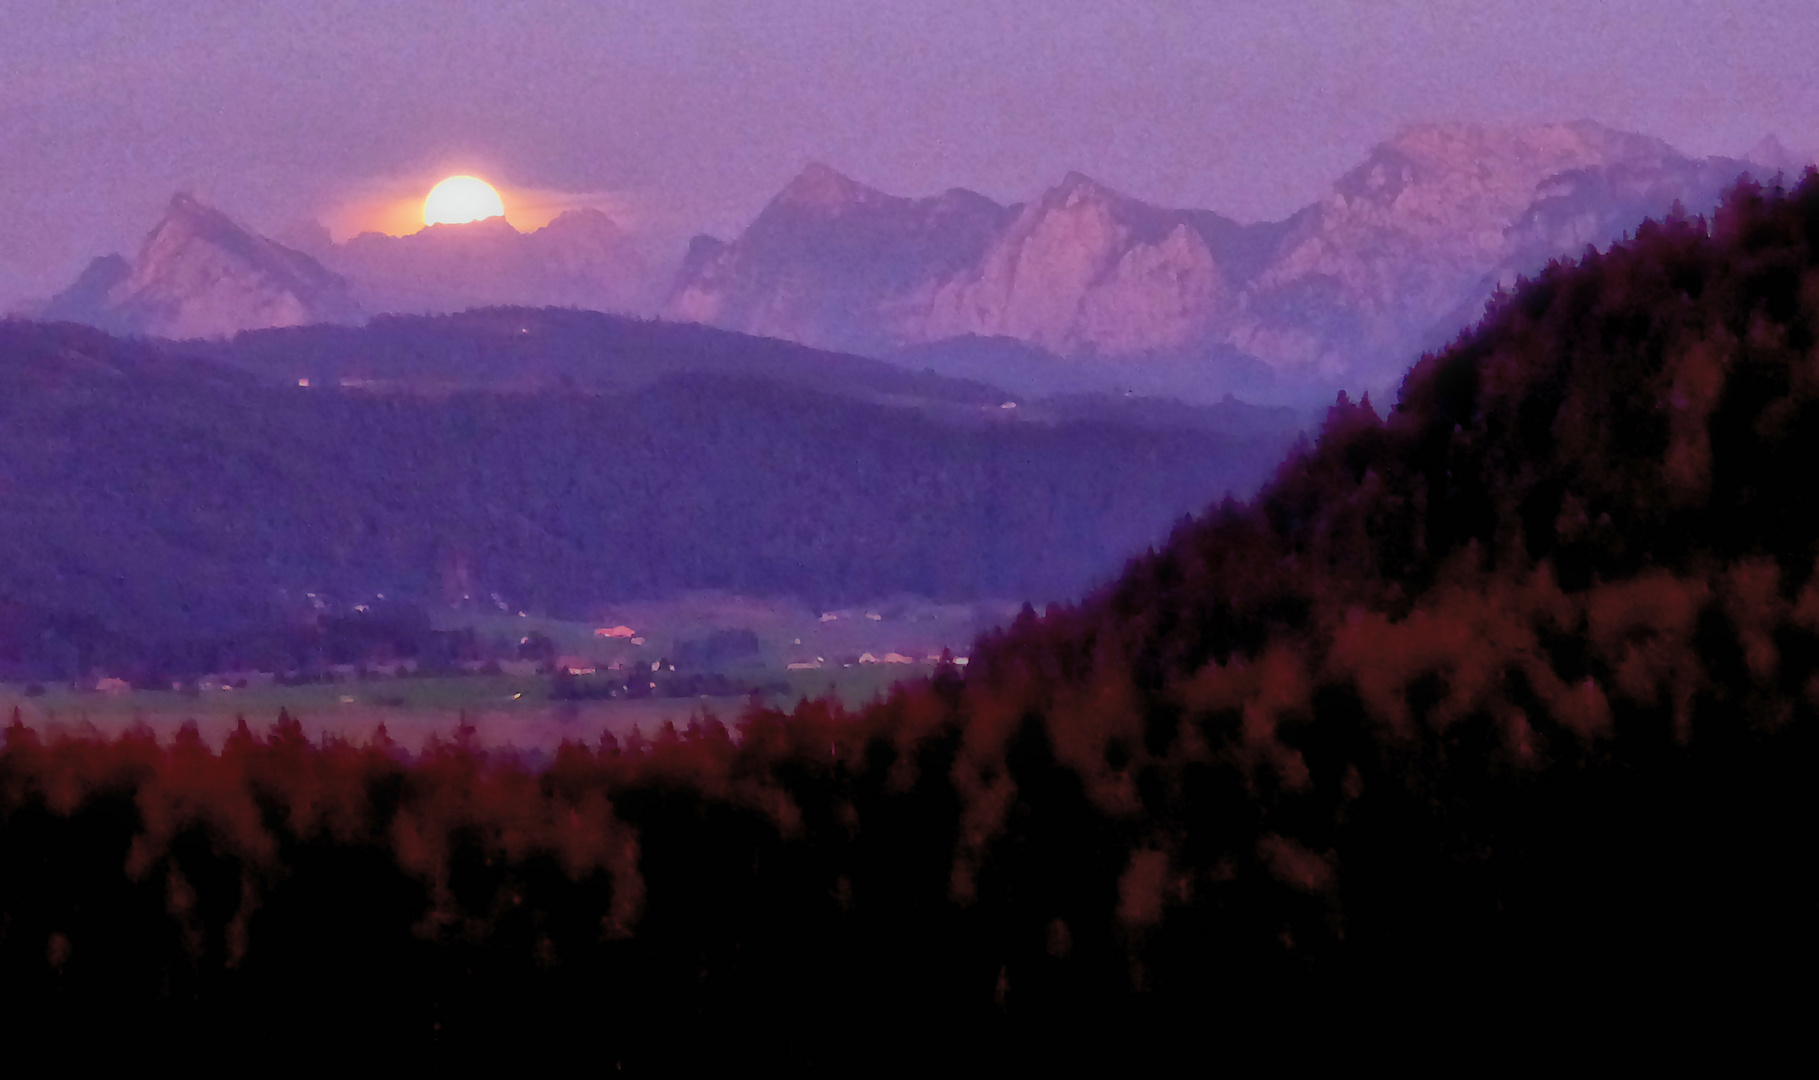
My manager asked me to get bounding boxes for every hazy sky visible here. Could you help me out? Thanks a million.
[2,0,1815,306]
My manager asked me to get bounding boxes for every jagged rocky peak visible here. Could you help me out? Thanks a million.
[996,172,1163,257]
[926,185,1008,224]
[138,193,236,262]
[773,161,893,213]
[162,191,214,224]
[321,201,651,317]
[41,192,361,340]
[1023,171,1163,228]
[1048,170,1113,204]
[1018,171,1217,249]
[663,165,1014,354]
[536,206,624,237]
[1230,119,1711,382]
[1400,119,1672,167]
[920,179,1232,357]
[529,208,651,305]
[146,193,328,268]
[1332,120,1676,208]
[530,209,638,272]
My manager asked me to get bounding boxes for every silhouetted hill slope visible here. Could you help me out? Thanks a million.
[0,318,1293,676]
[8,178,1818,1058]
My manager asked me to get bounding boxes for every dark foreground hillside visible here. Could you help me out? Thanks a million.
[0,321,1293,679]
[6,177,1819,1061]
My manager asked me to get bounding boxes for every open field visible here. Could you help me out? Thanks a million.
[1,649,948,754]
[2,593,1012,751]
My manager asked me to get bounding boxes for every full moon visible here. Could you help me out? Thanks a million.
[423,176,506,226]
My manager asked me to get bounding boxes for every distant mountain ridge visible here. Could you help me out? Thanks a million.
[35,196,649,341]
[669,121,1814,397]
[319,208,649,316]
[31,122,1813,399]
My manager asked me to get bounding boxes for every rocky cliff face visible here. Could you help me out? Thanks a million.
[667,122,1802,394]
[916,173,1242,357]
[40,194,362,339]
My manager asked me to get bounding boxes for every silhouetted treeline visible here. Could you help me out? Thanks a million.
[7,178,1819,1059]
[0,319,1295,679]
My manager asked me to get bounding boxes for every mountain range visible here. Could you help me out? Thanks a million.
[672,121,1813,398]
[22,121,1813,403]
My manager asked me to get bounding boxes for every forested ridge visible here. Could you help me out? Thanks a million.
[6,177,1819,1061]
[197,306,1016,405]
[0,319,1292,678]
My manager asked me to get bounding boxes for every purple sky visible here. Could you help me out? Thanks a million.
[2,0,1815,307]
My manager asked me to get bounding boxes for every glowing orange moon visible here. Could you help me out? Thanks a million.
[424,176,506,226]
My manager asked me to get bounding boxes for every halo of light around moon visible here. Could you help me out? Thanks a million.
[424,176,506,226]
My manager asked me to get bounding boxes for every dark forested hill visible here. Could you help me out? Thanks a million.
[198,307,1312,427]
[0,318,1296,677]
[934,174,1819,1039]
